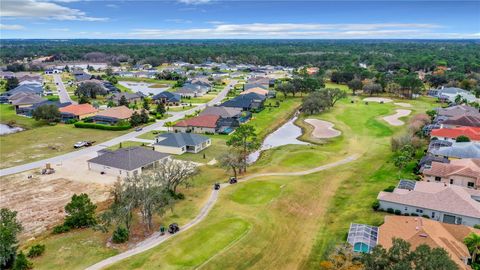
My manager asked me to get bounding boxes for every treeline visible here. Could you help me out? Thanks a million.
[1,40,480,73]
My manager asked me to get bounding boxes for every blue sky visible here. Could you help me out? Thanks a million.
[1,0,479,39]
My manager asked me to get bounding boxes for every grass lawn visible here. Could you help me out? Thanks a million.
[104,96,437,270]
[118,77,176,85]
[0,104,44,129]
[167,106,193,112]
[107,141,149,151]
[175,135,229,164]
[182,94,216,104]
[115,83,133,93]
[0,113,130,168]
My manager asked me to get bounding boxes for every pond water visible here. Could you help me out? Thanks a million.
[0,124,24,136]
[248,113,309,163]
[118,81,170,96]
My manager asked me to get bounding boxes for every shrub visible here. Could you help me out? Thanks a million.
[65,119,77,124]
[421,215,430,219]
[383,186,396,192]
[52,224,70,234]
[394,210,402,215]
[371,200,380,211]
[403,213,410,216]
[474,224,480,229]
[410,213,419,217]
[456,135,471,142]
[13,251,32,270]
[27,244,45,258]
[112,226,129,244]
[74,121,131,131]
[386,208,394,214]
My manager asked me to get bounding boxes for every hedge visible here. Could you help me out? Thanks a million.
[74,121,131,131]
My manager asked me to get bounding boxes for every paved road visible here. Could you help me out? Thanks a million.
[53,74,75,104]
[85,154,359,270]
[0,81,235,177]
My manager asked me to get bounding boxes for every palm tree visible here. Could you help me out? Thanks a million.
[464,232,480,265]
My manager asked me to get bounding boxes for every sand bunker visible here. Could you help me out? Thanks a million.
[383,109,411,126]
[394,102,412,108]
[305,119,341,138]
[363,97,393,103]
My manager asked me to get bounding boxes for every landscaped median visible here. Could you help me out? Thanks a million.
[73,121,131,131]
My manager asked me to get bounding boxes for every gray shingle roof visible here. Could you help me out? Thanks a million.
[155,132,209,148]
[88,147,169,171]
[199,106,242,118]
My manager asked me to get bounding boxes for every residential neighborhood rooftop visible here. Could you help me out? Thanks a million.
[88,147,169,171]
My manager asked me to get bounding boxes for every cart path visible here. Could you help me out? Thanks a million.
[85,154,359,270]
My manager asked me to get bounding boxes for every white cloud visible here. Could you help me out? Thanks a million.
[177,0,211,4]
[1,0,107,21]
[0,24,25,30]
[120,22,448,39]
[165,19,192,23]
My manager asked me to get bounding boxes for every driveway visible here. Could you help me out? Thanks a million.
[0,81,235,177]
[53,74,75,104]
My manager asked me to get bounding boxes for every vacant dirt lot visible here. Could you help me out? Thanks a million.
[0,171,110,239]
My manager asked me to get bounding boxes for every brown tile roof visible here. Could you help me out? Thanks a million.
[95,106,134,120]
[442,115,480,128]
[423,159,480,185]
[432,127,480,141]
[378,216,479,270]
[59,103,97,116]
[378,181,480,218]
[240,87,269,96]
[437,105,479,118]
[174,115,219,128]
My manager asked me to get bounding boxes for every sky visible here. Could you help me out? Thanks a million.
[0,0,479,39]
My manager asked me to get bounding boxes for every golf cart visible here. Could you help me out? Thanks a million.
[214,183,220,190]
[229,177,237,184]
[168,223,180,234]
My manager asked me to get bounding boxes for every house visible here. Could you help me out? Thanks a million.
[152,91,181,106]
[87,147,169,177]
[437,105,479,118]
[15,73,43,84]
[17,100,71,117]
[7,84,44,97]
[346,223,379,253]
[432,87,477,103]
[240,87,269,96]
[0,71,15,79]
[44,68,63,74]
[423,159,480,189]
[431,127,480,142]
[377,180,480,227]
[176,83,209,97]
[173,115,219,134]
[92,106,134,124]
[11,94,45,111]
[220,92,266,112]
[353,216,479,269]
[109,92,144,105]
[199,106,243,119]
[441,115,480,128]
[418,154,450,172]
[154,132,211,155]
[244,83,268,91]
[429,142,480,159]
[74,72,93,82]
[216,117,240,134]
[59,103,98,121]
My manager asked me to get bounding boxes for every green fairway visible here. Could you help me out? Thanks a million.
[231,181,282,205]
[106,218,251,270]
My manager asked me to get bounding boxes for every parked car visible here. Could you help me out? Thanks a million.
[214,183,221,190]
[168,223,180,234]
[229,177,237,184]
[135,127,143,132]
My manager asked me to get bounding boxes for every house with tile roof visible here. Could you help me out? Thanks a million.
[437,105,479,118]
[423,159,480,189]
[154,132,211,155]
[59,103,98,121]
[441,115,480,128]
[431,127,480,142]
[92,106,135,124]
[173,115,219,134]
[152,91,181,106]
[377,180,480,227]
[378,216,478,269]
[429,142,480,159]
[88,147,169,177]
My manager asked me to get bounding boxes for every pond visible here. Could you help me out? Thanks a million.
[0,124,24,136]
[118,81,170,96]
[248,113,309,163]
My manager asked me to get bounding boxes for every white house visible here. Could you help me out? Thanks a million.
[153,132,211,155]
